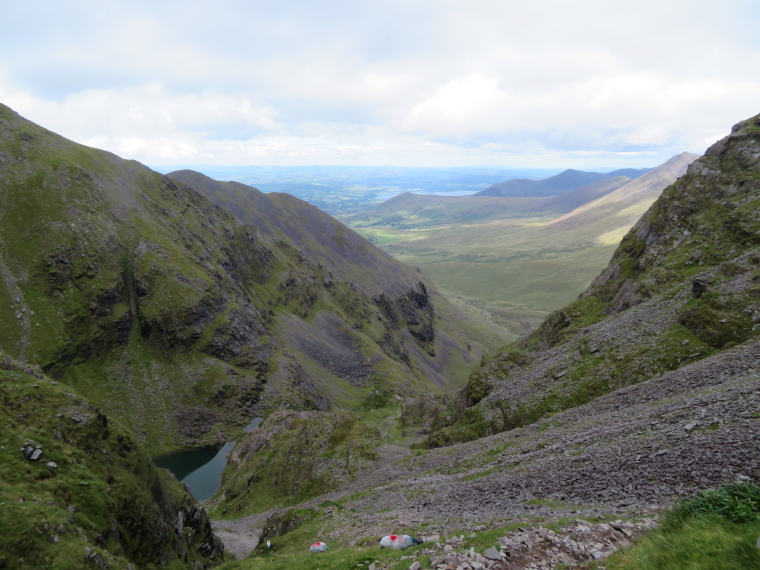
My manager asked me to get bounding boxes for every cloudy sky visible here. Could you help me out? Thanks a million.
[1,0,759,168]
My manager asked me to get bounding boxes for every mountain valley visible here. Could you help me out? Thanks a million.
[340,153,698,334]
[1,102,759,569]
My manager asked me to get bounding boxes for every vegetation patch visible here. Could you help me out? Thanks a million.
[212,411,380,517]
[677,301,753,349]
[607,482,760,569]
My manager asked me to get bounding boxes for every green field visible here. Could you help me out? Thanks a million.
[350,216,616,333]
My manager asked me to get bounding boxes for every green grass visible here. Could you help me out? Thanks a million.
[608,483,760,569]
[211,411,381,517]
[669,482,760,524]
[463,467,495,480]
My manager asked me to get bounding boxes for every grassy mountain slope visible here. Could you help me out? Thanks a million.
[475,167,651,197]
[0,103,506,453]
[548,152,699,245]
[162,170,510,393]
[166,170,419,297]
[341,155,690,334]
[427,115,760,446]
[0,353,223,569]
[538,175,631,213]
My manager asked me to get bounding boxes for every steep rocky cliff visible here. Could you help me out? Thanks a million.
[428,114,760,446]
[165,169,424,297]
[0,103,505,453]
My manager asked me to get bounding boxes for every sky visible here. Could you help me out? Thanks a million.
[1,0,759,169]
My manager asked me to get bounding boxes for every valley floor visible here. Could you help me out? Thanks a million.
[210,339,760,565]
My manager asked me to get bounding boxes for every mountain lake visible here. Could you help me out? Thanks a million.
[153,417,263,501]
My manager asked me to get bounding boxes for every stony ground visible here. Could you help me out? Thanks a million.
[364,517,658,569]
[212,338,760,565]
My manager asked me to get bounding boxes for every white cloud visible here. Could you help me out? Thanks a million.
[1,0,759,166]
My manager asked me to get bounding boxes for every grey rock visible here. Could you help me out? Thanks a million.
[408,562,421,570]
[30,448,43,461]
[482,546,501,560]
[46,462,57,469]
[86,552,107,568]
[756,536,760,550]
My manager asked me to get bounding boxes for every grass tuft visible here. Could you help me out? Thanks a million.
[608,482,760,570]
[667,481,760,526]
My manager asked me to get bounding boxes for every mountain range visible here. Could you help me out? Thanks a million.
[1,102,758,569]
[475,167,652,197]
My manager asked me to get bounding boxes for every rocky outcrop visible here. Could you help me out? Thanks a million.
[399,519,655,570]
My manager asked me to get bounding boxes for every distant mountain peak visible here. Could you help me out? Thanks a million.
[476,166,652,197]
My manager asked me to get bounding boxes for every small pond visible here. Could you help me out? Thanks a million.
[153,417,263,501]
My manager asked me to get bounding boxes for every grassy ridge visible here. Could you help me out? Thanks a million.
[0,103,510,454]
[211,410,381,517]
